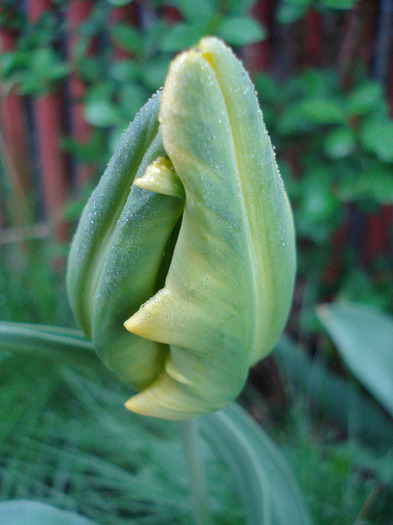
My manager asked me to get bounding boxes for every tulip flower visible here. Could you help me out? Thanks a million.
[67,37,296,420]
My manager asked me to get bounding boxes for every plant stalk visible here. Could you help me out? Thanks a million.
[180,419,212,525]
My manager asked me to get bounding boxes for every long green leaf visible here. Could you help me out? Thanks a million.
[318,302,393,416]
[0,501,98,525]
[202,404,313,525]
[0,322,97,370]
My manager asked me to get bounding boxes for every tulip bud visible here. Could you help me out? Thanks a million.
[67,37,296,420]
[67,94,184,391]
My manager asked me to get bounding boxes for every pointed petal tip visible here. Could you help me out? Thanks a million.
[124,309,152,339]
[125,393,197,420]
[123,316,135,333]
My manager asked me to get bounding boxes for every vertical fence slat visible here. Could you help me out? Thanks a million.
[363,1,392,265]
[303,8,323,67]
[111,2,139,60]
[0,27,32,227]
[67,0,94,188]
[26,0,68,240]
[244,0,276,73]
[362,210,389,264]
[338,1,375,91]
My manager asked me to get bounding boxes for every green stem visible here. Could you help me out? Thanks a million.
[180,419,212,525]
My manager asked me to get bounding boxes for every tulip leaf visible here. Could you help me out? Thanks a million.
[203,404,313,525]
[275,335,393,451]
[0,321,97,370]
[318,302,393,416]
[0,501,97,525]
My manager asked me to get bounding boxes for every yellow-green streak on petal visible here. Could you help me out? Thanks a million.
[124,38,296,419]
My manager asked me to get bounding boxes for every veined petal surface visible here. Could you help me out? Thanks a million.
[124,38,296,418]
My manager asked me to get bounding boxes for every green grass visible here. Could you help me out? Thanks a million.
[2,348,393,524]
[279,425,393,525]
[268,380,393,525]
[0,240,72,325]
[0,354,242,525]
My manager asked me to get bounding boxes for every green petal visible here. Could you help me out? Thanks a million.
[124,38,296,418]
[67,95,183,390]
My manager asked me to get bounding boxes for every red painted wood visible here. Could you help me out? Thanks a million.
[111,2,139,60]
[304,8,322,67]
[0,27,15,52]
[27,0,68,239]
[338,1,375,91]
[362,206,393,263]
[33,94,68,239]
[244,0,276,73]
[162,6,182,23]
[365,214,384,259]
[0,27,32,226]
[27,0,51,22]
[67,0,94,187]
[323,222,348,285]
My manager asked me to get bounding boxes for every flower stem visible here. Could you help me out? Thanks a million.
[180,419,212,525]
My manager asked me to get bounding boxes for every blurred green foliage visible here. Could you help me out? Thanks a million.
[276,0,357,24]
[256,69,393,217]
[0,354,242,524]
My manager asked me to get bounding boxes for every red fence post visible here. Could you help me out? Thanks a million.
[26,0,68,240]
[67,0,94,188]
[244,0,276,73]
[362,207,393,265]
[0,27,32,227]
[304,8,323,67]
[111,2,139,59]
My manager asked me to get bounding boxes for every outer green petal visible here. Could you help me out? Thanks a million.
[67,94,183,390]
[125,38,296,418]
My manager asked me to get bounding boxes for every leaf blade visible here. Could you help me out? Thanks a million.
[202,404,313,525]
[0,501,98,525]
[318,302,393,416]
